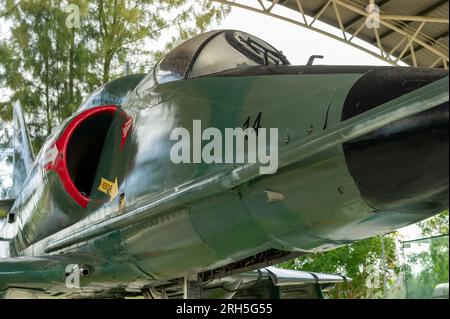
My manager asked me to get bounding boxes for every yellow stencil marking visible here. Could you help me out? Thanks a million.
[98,177,119,202]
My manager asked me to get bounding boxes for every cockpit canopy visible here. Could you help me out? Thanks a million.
[78,30,290,111]
[155,30,290,84]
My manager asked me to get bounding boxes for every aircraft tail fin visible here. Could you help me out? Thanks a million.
[11,101,34,198]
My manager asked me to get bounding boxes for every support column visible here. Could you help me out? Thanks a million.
[142,287,168,299]
[183,274,202,299]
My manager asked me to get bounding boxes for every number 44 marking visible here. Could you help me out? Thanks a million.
[243,112,262,134]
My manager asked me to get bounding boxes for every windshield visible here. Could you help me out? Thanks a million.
[190,31,289,78]
[156,30,221,84]
[155,30,290,84]
[226,31,289,66]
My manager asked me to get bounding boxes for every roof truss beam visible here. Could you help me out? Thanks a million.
[211,0,449,69]
[344,0,392,30]
[378,0,449,41]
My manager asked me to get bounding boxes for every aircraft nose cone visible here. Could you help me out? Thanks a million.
[342,67,449,213]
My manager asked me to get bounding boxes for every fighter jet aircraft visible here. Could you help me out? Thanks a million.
[0,30,448,299]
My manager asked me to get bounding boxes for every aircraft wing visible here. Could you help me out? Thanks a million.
[0,253,122,298]
[0,255,72,292]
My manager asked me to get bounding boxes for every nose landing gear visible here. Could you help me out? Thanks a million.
[142,287,168,299]
[183,274,202,299]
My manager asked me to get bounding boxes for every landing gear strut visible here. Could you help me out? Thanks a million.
[142,287,168,299]
[183,274,202,299]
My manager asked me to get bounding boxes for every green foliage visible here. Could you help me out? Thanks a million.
[403,236,449,298]
[279,211,449,299]
[405,210,449,298]
[280,234,400,299]
[417,210,449,237]
[0,0,229,151]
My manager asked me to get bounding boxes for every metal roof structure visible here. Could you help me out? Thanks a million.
[212,0,449,69]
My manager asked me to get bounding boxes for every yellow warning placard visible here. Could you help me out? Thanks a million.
[98,177,119,202]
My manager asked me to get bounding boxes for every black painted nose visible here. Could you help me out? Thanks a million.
[342,67,449,214]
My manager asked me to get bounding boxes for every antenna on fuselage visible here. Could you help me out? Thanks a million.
[307,55,324,66]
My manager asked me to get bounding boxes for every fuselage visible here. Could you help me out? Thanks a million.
[0,30,448,293]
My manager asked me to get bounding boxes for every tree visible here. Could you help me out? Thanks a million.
[86,0,229,83]
[417,210,449,237]
[280,234,400,299]
[0,0,94,151]
[403,236,449,298]
[402,210,449,298]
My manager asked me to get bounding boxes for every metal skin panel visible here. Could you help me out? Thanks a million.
[0,64,448,294]
[115,73,361,279]
[79,74,146,111]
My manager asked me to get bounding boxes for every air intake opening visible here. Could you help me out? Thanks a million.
[65,107,116,198]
